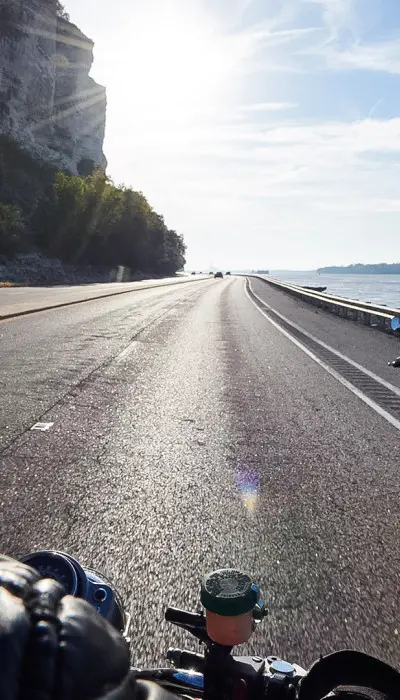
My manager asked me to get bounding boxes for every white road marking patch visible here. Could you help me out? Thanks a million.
[115,341,140,363]
[244,282,400,434]
[31,422,54,431]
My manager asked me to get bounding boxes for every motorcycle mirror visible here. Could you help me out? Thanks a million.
[391,316,400,332]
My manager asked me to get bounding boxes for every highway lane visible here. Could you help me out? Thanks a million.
[249,276,400,390]
[0,275,206,318]
[0,276,399,671]
[0,278,214,448]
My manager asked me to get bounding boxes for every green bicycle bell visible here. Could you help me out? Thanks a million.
[200,569,260,646]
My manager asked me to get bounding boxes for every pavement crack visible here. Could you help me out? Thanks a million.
[0,297,188,456]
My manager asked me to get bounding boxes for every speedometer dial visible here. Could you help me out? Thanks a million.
[21,551,78,595]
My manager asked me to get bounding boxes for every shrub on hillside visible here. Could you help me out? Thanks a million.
[0,135,56,219]
[0,204,25,257]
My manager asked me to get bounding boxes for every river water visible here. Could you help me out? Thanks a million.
[267,271,400,310]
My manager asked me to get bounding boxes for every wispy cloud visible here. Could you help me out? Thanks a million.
[305,0,354,28]
[327,39,400,74]
[300,0,400,76]
[109,111,400,207]
[368,98,384,118]
[239,102,298,112]
[232,24,326,76]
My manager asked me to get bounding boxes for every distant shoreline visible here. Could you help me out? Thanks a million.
[317,264,400,275]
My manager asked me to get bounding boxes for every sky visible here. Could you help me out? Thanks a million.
[63,0,400,270]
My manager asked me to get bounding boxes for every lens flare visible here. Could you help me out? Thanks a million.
[236,470,259,513]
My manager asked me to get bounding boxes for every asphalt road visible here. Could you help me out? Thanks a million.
[0,276,399,672]
[0,275,206,317]
[249,276,400,389]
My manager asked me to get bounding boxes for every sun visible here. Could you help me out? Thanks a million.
[117,0,236,121]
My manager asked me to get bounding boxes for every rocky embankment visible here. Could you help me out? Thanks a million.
[0,254,142,286]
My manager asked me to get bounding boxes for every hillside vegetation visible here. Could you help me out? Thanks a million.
[0,135,185,277]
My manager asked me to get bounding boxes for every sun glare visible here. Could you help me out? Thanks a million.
[117,0,235,121]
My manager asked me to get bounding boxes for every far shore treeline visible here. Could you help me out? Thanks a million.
[0,135,185,276]
[317,264,400,275]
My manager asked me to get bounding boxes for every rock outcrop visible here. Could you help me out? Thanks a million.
[0,253,141,285]
[0,0,106,174]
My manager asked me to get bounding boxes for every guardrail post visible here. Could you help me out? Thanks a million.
[360,311,371,326]
[377,315,387,331]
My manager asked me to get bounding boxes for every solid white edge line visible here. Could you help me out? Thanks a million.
[244,282,400,434]
[248,279,400,399]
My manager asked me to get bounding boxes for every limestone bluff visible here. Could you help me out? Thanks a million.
[0,0,106,174]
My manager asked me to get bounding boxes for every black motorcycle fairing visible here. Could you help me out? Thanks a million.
[297,650,400,700]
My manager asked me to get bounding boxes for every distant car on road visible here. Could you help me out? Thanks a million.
[214,271,223,279]
[226,271,231,275]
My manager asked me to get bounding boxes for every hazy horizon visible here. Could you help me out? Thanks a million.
[221,262,400,273]
[64,0,400,270]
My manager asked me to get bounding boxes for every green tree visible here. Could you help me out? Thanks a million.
[163,229,186,274]
[34,172,86,260]
[106,189,152,270]
[0,204,25,257]
[0,135,56,219]
[73,172,123,264]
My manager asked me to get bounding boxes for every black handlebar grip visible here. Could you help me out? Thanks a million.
[167,648,205,672]
[164,608,205,627]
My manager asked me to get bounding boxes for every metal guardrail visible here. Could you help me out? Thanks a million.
[251,275,399,334]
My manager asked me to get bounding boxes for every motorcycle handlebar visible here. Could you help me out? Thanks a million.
[19,552,400,700]
[165,607,205,627]
[165,607,208,643]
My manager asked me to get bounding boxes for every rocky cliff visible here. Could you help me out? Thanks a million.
[0,0,106,174]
